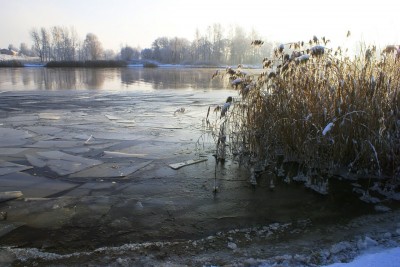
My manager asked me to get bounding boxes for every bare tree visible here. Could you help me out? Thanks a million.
[51,26,62,60]
[152,37,171,63]
[19,43,34,57]
[40,27,51,61]
[83,33,103,60]
[141,48,153,60]
[30,28,43,61]
[51,26,76,61]
[249,28,261,65]
[211,23,224,64]
[103,49,116,60]
[31,26,80,61]
[67,27,79,60]
[170,37,190,64]
[120,45,140,61]
[229,26,248,64]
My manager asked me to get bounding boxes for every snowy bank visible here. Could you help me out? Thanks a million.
[323,247,400,267]
[0,54,39,62]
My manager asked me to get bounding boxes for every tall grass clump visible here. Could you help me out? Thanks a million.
[0,60,24,67]
[210,36,400,190]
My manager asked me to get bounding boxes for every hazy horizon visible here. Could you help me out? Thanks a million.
[1,0,399,52]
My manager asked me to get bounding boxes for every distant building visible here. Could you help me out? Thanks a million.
[0,49,18,56]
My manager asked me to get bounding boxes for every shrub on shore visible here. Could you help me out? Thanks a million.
[143,62,159,68]
[210,37,400,188]
[0,60,24,68]
[45,60,127,68]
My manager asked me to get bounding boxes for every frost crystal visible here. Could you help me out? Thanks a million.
[322,122,334,135]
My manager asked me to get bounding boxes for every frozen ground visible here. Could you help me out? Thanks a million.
[0,89,399,266]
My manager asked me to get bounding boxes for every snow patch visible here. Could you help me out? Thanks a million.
[322,122,334,136]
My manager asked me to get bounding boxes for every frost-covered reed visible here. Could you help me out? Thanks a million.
[212,36,400,184]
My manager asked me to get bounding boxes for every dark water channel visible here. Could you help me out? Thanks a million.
[0,67,398,266]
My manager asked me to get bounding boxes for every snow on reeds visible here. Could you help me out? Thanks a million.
[211,37,400,186]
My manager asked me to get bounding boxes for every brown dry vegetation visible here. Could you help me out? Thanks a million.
[212,36,400,186]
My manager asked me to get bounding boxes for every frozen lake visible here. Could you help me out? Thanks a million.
[0,67,399,266]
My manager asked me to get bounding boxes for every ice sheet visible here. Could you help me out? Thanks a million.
[117,143,179,159]
[91,132,143,141]
[0,172,78,198]
[24,126,64,135]
[33,151,103,176]
[27,140,83,148]
[69,161,152,178]
[0,148,28,155]
[0,127,33,147]
[102,151,148,158]
[0,222,26,238]
[25,154,47,168]
[105,114,121,120]
[1,115,38,123]
[0,191,23,202]
[0,161,33,176]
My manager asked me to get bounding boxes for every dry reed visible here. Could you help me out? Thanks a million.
[209,37,400,188]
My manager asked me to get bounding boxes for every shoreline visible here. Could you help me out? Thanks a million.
[0,55,261,69]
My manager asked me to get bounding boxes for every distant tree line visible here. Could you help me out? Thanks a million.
[118,24,275,66]
[29,26,105,62]
[141,25,274,65]
[6,24,275,65]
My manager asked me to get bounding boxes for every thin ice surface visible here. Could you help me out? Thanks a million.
[34,151,103,176]
[69,161,152,178]
[0,172,77,198]
[0,148,28,155]
[0,127,33,147]
[24,126,63,135]
[0,161,32,176]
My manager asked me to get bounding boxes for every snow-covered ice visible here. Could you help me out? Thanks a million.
[323,247,400,267]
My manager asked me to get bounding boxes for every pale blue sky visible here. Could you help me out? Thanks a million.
[1,0,398,51]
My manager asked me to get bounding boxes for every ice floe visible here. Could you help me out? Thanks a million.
[0,127,32,147]
[26,151,102,176]
[0,161,32,176]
